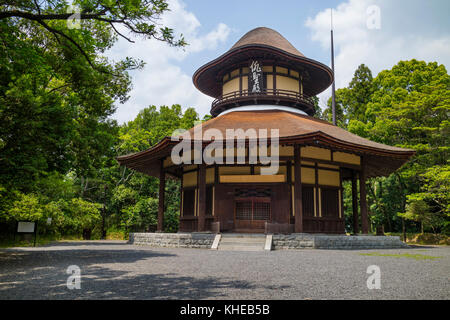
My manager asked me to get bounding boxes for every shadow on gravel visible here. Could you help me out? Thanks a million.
[0,245,289,299]
[39,240,129,247]
[405,245,439,249]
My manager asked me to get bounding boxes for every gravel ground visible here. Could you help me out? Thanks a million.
[0,240,448,300]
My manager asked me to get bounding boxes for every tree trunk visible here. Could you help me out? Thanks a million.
[101,206,106,240]
[82,229,91,240]
[402,218,406,242]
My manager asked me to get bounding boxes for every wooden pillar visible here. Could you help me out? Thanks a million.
[157,160,165,232]
[294,145,303,233]
[287,160,292,219]
[351,170,359,234]
[197,164,206,232]
[359,158,369,234]
[213,165,219,222]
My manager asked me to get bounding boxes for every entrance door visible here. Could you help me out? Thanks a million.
[234,197,271,232]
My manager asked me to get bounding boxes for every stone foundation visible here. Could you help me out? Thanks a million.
[272,234,408,250]
[129,232,215,249]
[129,232,408,250]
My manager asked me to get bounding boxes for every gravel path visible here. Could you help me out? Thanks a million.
[0,241,448,299]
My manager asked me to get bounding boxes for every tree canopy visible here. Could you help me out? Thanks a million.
[0,0,192,238]
[328,60,449,234]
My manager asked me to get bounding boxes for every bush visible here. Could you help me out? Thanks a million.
[412,233,450,245]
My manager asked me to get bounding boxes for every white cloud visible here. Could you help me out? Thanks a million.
[107,0,231,123]
[305,0,450,109]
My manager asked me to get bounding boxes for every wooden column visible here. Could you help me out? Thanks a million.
[287,160,293,219]
[351,170,359,234]
[213,165,219,222]
[197,164,206,232]
[359,158,369,234]
[157,160,165,232]
[294,145,303,233]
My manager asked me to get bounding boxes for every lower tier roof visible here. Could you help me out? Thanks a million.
[117,110,415,178]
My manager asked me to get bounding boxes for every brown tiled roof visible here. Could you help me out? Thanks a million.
[117,110,415,178]
[230,27,305,57]
[187,110,412,153]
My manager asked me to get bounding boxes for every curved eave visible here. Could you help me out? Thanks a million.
[117,137,175,164]
[192,44,334,98]
[281,131,415,159]
[117,132,415,178]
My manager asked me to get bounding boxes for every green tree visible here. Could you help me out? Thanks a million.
[323,64,373,127]
[7,193,44,222]
[0,1,187,238]
[340,60,449,233]
[112,105,199,233]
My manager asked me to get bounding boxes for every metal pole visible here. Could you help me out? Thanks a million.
[331,9,336,125]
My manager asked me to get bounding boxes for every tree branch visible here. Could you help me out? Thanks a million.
[35,19,96,69]
[0,10,107,21]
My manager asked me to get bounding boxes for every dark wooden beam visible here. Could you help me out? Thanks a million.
[157,160,165,232]
[352,170,359,234]
[360,157,369,234]
[197,164,206,232]
[294,145,303,232]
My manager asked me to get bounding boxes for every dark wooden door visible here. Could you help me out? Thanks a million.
[234,197,271,232]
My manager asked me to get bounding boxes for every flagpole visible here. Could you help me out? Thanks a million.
[331,9,336,125]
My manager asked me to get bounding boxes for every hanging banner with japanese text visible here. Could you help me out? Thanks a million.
[249,60,263,94]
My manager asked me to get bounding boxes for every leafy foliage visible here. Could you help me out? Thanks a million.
[0,0,192,239]
[332,60,449,234]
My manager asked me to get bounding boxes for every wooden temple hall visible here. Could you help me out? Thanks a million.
[117,27,415,234]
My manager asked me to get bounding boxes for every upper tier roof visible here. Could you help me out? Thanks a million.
[230,27,305,57]
[192,27,334,100]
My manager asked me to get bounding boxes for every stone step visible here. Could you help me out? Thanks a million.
[221,233,266,238]
[219,241,264,247]
[220,237,265,244]
[217,235,266,251]
[218,245,264,251]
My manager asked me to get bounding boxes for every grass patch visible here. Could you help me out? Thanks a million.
[384,232,449,245]
[0,234,83,248]
[359,252,442,260]
[105,231,127,240]
[0,231,128,248]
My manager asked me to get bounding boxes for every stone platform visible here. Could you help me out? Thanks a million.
[129,232,215,249]
[272,234,408,250]
[129,232,408,250]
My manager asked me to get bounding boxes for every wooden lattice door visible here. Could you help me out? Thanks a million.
[234,196,271,231]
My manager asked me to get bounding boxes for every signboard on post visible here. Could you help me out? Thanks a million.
[249,60,263,94]
[17,221,36,233]
[16,221,37,247]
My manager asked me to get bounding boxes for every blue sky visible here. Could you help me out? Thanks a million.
[107,0,450,123]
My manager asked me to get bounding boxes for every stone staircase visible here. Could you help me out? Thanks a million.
[216,234,267,251]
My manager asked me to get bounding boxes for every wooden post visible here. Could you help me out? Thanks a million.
[287,160,292,219]
[294,145,303,233]
[213,165,219,222]
[157,160,165,232]
[359,158,369,234]
[198,164,206,232]
[352,170,359,234]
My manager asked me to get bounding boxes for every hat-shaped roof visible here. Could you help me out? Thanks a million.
[193,27,333,99]
[230,27,305,57]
